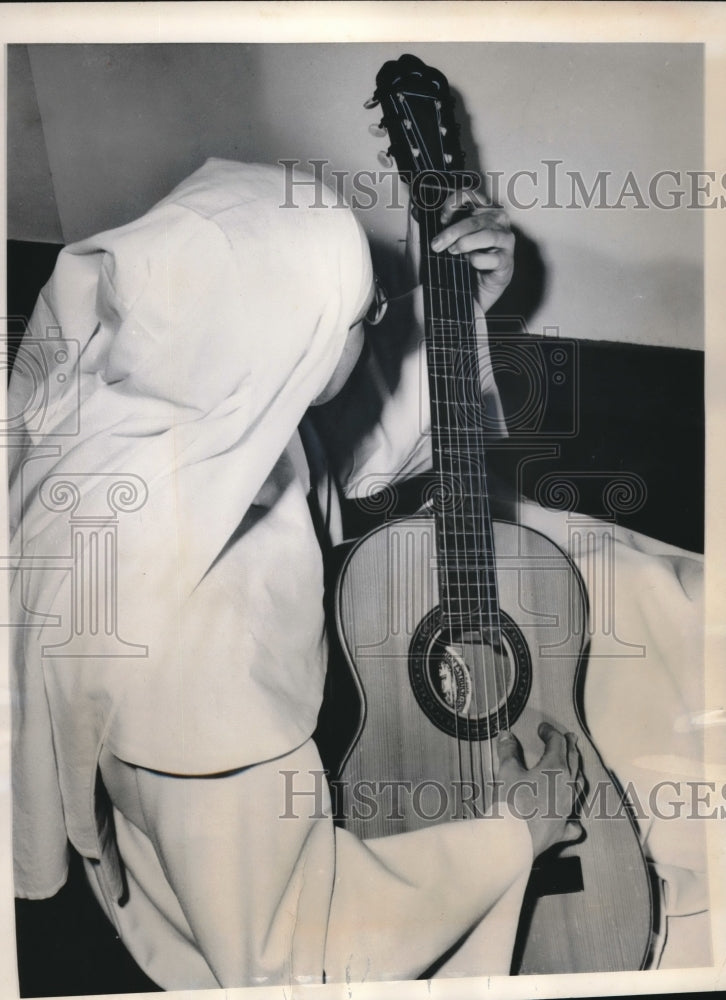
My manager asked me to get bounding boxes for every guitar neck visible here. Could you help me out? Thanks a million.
[418,202,500,632]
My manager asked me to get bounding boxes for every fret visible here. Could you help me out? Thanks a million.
[428,384,485,410]
[441,536,492,551]
[432,410,488,427]
[432,499,491,521]
[426,340,478,360]
[427,494,492,509]
[437,518,492,535]
[426,347,460,368]
[429,377,485,392]
[442,565,498,582]
[433,484,489,504]
[439,569,499,594]
[422,281,477,298]
[427,359,482,376]
[431,463,489,490]
[425,300,474,319]
[434,442,489,462]
[422,245,473,260]
[434,385,488,403]
[443,587,498,605]
[427,357,483,379]
[427,308,474,325]
[435,522,495,544]
[439,570,494,583]
[442,600,499,624]
[427,290,477,304]
[435,529,497,565]
[438,568,496,586]
[430,408,489,428]
[438,530,496,549]
[427,337,477,354]
[436,545,496,572]
[429,401,489,422]
[439,597,500,626]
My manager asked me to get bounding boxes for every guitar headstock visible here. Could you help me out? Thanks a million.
[368,54,465,181]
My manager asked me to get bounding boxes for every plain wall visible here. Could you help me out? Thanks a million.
[9,42,704,348]
[7,45,63,244]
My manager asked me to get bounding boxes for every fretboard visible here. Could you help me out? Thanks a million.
[420,205,500,631]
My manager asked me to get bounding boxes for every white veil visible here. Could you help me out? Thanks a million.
[10,160,373,895]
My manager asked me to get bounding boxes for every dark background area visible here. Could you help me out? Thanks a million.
[8,238,704,996]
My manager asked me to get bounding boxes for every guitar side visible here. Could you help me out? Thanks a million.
[332,514,653,975]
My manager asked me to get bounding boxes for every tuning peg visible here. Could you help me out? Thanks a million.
[363,96,379,109]
[377,150,394,168]
[368,122,387,138]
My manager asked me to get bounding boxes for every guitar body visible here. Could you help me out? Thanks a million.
[332,514,653,974]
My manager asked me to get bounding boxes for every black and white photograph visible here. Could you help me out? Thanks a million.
[3,4,725,999]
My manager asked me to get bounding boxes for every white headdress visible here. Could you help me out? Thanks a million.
[10,160,373,894]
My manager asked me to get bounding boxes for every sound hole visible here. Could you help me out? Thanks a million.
[409,607,531,740]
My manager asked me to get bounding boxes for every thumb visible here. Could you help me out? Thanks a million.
[496,730,525,772]
[536,721,568,771]
[562,818,584,845]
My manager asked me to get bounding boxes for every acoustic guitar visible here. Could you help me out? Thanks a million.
[325,53,653,974]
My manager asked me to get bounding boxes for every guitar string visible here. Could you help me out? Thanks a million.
[422,191,476,813]
[429,207,486,812]
[421,91,512,745]
[405,94,477,812]
[439,223,499,803]
[426,211,484,812]
[403,91,495,812]
[417,94,497,813]
[427,209,495,807]
[421,95,500,803]
[418,101,488,814]
[422,95,508,793]
[460,238,512,739]
[451,211,511,737]
[412,92,509,798]
[397,92,468,814]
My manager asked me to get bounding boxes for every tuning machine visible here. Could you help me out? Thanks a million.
[368,121,388,138]
[363,96,379,109]
[377,149,394,168]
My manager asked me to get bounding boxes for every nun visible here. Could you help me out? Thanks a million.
[10,159,583,988]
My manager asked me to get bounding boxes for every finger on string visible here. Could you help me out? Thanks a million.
[563,818,585,845]
[432,214,511,253]
[565,731,581,776]
[572,776,585,808]
[575,779,587,809]
[537,722,568,771]
[439,189,495,225]
[438,187,504,216]
[467,250,508,272]
[440,208,512,244]
[435,228,514,259]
